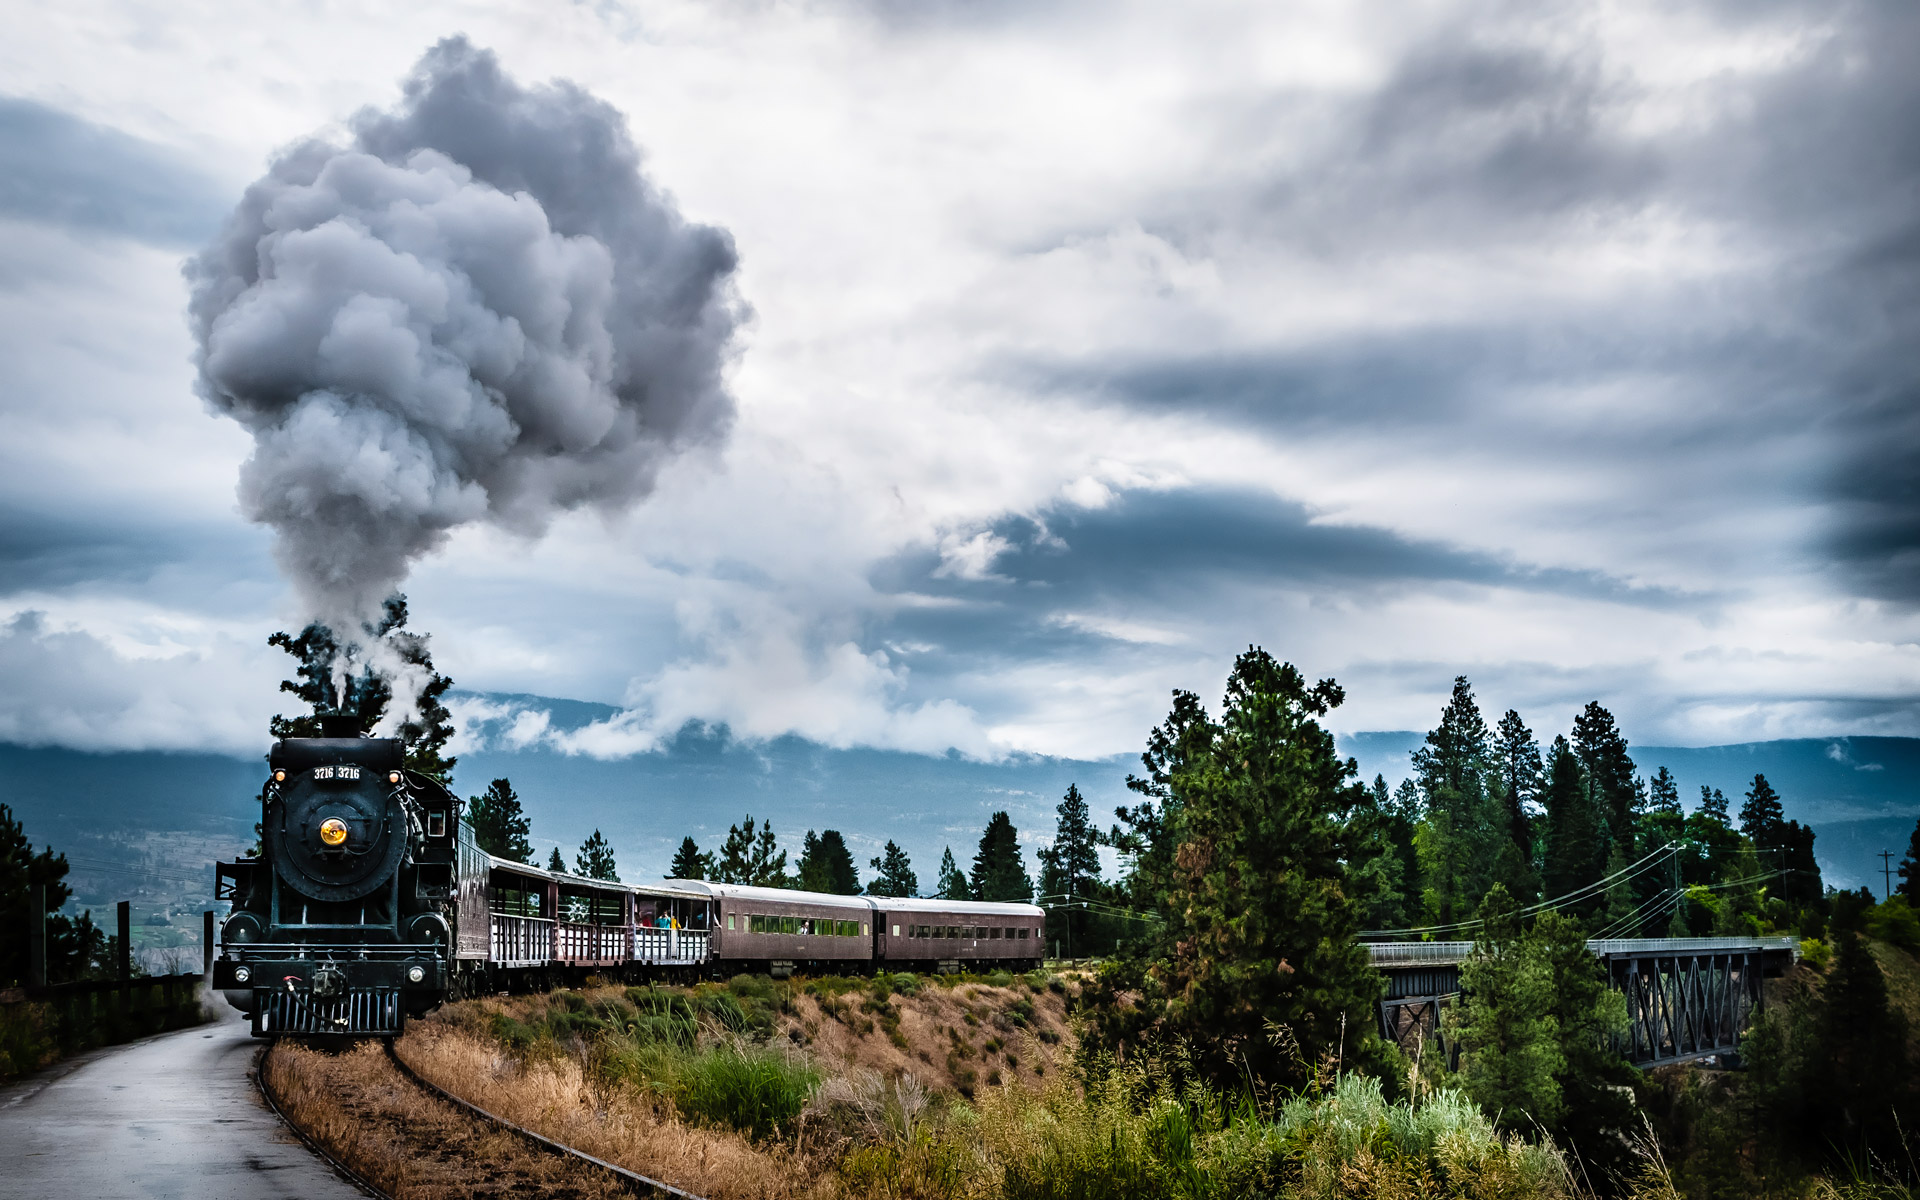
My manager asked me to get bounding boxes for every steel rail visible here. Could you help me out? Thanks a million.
[252,1042,391,1200]
[383,1041,705,1200]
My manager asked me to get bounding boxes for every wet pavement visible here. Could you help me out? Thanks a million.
[0,1000,366,1199]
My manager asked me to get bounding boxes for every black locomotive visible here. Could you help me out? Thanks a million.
[211,720,460,1035]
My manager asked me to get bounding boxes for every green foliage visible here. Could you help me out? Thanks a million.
[715,815,791,887]
[668,835,713,880]
[970,1064,1575,1200]
[1448,885,1565,1129]
[797,829,862,894]
[575,829,618,881]
[1541,738,1604,916]
[0,803,111,988]
[1089,647,1385,1090]
[467,777,532,863]
[1740,773,1786,850]
[1866,896,1920,953]
[1735,933,1916,1179]
[1493,708,1545,856]
[1038,784,1111,955]
[266,595,456,783]
[649,1039,820,1140]
[936,846,971,900]
[971,811,1033,903]
[1571,701,1635,851]
[547,846,565,872]
[866,840,919,897]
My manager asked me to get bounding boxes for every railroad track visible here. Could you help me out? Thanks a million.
[253,1043,387,1199]
[255,1037,703,1199]
[383,1042,703,1199]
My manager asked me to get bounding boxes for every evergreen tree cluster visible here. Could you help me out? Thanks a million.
[1344,677,1825,942]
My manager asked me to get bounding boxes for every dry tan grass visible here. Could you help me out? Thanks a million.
[264,1038,627,1199]
[397,1016,831,1200]
[783,982,1074,1098]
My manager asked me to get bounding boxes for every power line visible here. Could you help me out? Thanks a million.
[1362,841,1683,938]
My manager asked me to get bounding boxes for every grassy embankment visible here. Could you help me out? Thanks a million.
[381,969,1599,1200]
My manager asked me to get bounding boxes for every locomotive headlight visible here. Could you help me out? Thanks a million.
[388,770,401,784]
[272,769,286,783]
[406,965,426,984]
[318,817,349,847]
[233,965,252,984]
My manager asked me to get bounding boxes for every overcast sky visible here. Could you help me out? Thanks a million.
[1,0,1917,763]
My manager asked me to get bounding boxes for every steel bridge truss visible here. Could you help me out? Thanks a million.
[1605,948,1763,1066]
[1368,937,1791,1069]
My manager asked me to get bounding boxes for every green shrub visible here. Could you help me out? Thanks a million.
[664,1040,821,1140]
[1866,897,1920,953]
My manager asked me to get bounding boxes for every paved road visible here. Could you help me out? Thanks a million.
[0,1000,365,1199]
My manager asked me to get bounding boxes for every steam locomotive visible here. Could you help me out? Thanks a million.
[212,727,1044,1036]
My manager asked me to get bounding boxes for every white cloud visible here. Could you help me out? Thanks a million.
[0,0,1915,760]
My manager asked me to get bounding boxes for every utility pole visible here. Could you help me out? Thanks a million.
[1881,850,1896,900]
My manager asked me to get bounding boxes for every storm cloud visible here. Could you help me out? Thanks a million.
[187,38,743,630]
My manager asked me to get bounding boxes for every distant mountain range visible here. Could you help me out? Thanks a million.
[2,695,1914,924]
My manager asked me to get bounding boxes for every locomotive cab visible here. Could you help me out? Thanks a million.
[212,728,460,1036]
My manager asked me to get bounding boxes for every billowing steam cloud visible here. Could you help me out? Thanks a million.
[188,38,743,631]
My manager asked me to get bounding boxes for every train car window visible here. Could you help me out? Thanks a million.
[1018,928,1030,938]
[990,927,1001,939]
[728,915,736,930]
[949,926,961,938]
[892,924,900,936]
[428,812,447,838]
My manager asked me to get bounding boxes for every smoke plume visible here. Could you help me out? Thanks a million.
[188,38,743,632]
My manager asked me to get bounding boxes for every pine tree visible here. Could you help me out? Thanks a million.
[1740,773,1787,850]
[1531,908,1634,1163]
[1412,677,1491,797]
[1698,785,1729,825]
[867,841,919,897]
[668,836,712,880]
[751,820,791,887]
[1542,736,1604,911]
[970,812,1032,902]
[1647,766,1681,815]
[468,778,532,863]
[1448,884,1563,1128]
[1110,689,1212,911]
[547,847,565,872]
[576,830,618,881]
[2,803,77,987]
[1805,933,1912,1154]
[715,817,755,884]
[1492,709,1543,854]
[935,847,971,900]
[1347,780,1410,930]
[797,830,860,894]
[1095,647,1386,1090]
[1571,701,1636,851]
[1899,818,1920,902]
[1411,677,1503,926]
[1037,784,1102,953]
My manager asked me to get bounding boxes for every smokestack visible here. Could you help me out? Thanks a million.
[187,37,744,639]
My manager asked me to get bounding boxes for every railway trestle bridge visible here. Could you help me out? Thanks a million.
[1365,936,1800,1068]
